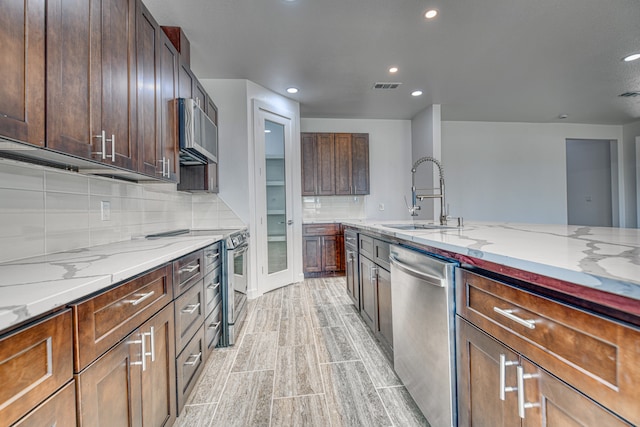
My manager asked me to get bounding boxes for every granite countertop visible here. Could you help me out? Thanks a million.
[0,233,228,332]
[343,220,640,302]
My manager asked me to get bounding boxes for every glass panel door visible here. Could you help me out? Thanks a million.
[264,119,287,274]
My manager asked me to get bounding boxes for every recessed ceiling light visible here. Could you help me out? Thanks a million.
[389,67,399,73]
[623,53,640,62]
[425,9,438,19]
[411,90,423,97]
[286,87,299,94]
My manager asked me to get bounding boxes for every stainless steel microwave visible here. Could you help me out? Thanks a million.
[177,98,218,165]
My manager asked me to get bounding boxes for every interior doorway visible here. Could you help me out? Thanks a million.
[565,139,614,227]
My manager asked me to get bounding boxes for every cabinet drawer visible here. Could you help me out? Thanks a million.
[457,268,640,425]
[204,265,222,318]
[0,310,73,426]
[204,301,223,357]
[303,223,341,236]
[173,250,204,296]
[203,242,222,274]
[373,238,390,270]
[358,234,374,259]
[176,324,205,414]
[344,229,357,250]
[174,278,205,354]
[73,264,173,372]
[13,380,77,427]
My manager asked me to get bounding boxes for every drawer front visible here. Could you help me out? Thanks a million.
[0,310,73,426]
[176,324,205,414]
[358,234,374,259]
[303,223,341,236]
[204,265,222,318]
[174,279,205,353]
[203,242,222,275]
[73,264,173,371]
[344,229,357,250]
[373,238,390,270]
[457,268,640,425]
[173,250,204,296]
[13,380,77,427]
[204,301,223,357]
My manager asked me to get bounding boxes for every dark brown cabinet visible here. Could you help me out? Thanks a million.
[14,381,77,427]
[344,229,360,308]
[77,303,176,427]
[359,254,377,329]
[302,223,344,277]
[0,0,45,147]
[301,132,369,196]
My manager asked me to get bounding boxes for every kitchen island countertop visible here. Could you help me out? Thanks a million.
[343,220,640,305]
[0,234,224,333]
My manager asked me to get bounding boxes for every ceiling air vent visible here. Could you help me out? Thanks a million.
[619,91,640,97]
[373,82,402,90]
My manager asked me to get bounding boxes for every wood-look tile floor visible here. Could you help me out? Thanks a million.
[174,277,429,427]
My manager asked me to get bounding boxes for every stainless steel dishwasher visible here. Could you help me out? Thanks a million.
[390,244,457,427]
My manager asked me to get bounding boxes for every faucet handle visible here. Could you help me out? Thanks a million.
[404,196,420,216]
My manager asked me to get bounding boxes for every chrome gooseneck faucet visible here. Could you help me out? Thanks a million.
[410,156,447,225]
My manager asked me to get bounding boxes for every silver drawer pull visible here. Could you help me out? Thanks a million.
[208,321,221,330]
[205,252,220,260]
[181,303,201,314]
[184,352,202,366]
[207,282,221,291]
[517,366,540,418]
[179,264,199,274]
[499,354,519,400]
[493,307,536,329]
[129,291,155,306]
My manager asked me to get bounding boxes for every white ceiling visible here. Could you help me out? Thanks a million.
[144,0,640,124]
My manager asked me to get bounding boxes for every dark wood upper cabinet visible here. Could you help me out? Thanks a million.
[206,95,218,124]
[178,61,194,100]
[159,33,180,182]
[194,79,207,110]
[301,132,369,196]
[0,0,45,147]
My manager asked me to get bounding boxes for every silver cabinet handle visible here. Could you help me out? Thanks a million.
[181,303,201,314]
[494,307,536,329]
[287,220,293,225]
[345,237,356,242]
[499,354,519,400]
[205,252,220,260]
[129,291,155,306]
[141,326,155,364]
[516,366,540,418]
[208,321,221,330]
[158,158,166,176]
[165,158,170,178]
[105,134,115,162]
[93,130,107,159]
[179,264,199,274]
[207,282,221,291]
[184,352,202,366]
[129,332,147,371]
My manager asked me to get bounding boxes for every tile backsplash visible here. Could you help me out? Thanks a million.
[302,196,365,222]
[0,158,243,263]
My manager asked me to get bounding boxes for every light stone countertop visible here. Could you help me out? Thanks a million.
[342,220,640,301]
[0,235,223,332]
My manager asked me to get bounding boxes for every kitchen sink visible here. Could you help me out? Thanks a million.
[381,223,461,231]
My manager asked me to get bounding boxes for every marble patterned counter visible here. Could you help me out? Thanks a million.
[0,234,224,332]
[343,221,640,303]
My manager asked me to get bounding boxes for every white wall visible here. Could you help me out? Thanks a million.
[623,120,640,228]
[300,118,412,220]
[442,121,623,224]
[411,105,442,221]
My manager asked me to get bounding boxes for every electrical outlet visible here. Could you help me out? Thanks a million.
[101,201,111,221]
[379,203,385,211]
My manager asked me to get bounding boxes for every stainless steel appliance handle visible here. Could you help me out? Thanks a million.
[517,366,540,418]
[494,307,536,329]
[233,244,249,255]
[499,354,519,400]
[389,255,444,287]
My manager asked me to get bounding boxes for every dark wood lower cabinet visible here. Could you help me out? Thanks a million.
[457,318,632,427]
[302,224,344,277]
[376,266,392,351]
[359,255,376,330]
[14,381,77,427]
[77,303,176,427]
[345,247,359,308]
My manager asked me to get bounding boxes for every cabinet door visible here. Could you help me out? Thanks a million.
[178,60,193,99]
[359,255,376,330]
[206,96,218,124]
[159,32,179,182]
[46,0,94,158]
[457,318,521,427]
[301,133,318,195]
[303,236,322,273]
[14,381,77,427]
[140,305,176,427]
[322,235,340,271]
[136,0,161,177]
[376,267,393,350]
[316,133,335,195]
[94,0,137,169]
[0,0,45,147]
[194,79,207,110]
[334,133,352,195]
[77,332,143,426]
[351,133,369,195]
[345,249,359,308]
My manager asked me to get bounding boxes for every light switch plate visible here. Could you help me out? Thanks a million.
[101,201,111,221]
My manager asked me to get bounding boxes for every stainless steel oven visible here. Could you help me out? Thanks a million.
[223,229,249,346]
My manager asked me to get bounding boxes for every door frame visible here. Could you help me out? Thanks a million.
[251,100,302,296]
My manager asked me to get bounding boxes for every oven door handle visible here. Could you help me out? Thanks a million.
[232,244,249,255]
